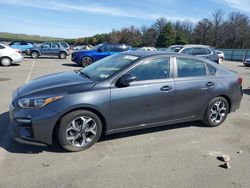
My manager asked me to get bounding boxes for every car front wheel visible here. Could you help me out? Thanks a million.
[31,51,39,59]
[0,57,12,66]
[57,110,102,152]
[203,97,229,127]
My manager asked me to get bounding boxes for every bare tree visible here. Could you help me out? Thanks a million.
[194,18,213,45]
[211,9,224,48]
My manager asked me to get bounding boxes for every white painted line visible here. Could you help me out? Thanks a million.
[25,60,35,84]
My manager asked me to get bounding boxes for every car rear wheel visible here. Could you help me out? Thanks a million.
[203,97,229,127]
[31,51,39,59]
[57,110,102,152]
[0,57,12,66]
[81,57,92,67]
[59,52,67,59]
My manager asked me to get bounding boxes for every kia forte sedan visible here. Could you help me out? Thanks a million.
[9,52,243,151]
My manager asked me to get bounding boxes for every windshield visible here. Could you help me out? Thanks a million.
[80,53,138,81]
[91,43,104,51]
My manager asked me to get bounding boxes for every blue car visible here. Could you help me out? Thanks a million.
[71,43,132,67]
[9,41,34,53]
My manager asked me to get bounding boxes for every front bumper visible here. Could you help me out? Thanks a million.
[9,101,59,145]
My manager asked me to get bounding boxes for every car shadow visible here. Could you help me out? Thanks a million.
[24,56,66,60]
[0,111,206,154]
[62,63,81,67]
[243,88,250,95]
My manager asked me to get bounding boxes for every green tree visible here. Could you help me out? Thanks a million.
[156,22,176,47]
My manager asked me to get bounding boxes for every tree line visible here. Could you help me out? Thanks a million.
[68,10,250,49]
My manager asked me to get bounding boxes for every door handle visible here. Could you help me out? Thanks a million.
[160,86,173,92]
[205,82,215,87]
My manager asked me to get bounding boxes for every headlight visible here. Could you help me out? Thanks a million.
[18,96,63,108]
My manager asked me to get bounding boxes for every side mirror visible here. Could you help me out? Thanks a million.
[116,74,137,87]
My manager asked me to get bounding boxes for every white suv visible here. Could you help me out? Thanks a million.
[0,43,23,66]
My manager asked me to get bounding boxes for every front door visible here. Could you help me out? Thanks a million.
[110,56,174,130]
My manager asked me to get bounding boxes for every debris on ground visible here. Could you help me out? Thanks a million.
[237,150,243,154]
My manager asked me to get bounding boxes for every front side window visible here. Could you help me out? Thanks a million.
[128,57,170,81]
[42,43,51,48]
[177,58,206,77]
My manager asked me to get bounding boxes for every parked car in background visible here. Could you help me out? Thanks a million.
[73,45,90,51]
[166,45,183,52]
[137,47,157,51]
[179,45,219,63]
[243,57,250,67]
[26,42,70,59]
[71,43,132,67]
[0,43,23,66]
[10,51,243,151]
[9,41,34,53]
[216,50,225,63]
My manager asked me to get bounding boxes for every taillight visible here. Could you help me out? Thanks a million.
[16,50,22,54]
[238,76,243,85]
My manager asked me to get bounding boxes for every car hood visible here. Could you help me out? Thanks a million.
[17,71,96,97]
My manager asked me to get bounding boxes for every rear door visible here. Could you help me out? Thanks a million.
[173,57,217,119]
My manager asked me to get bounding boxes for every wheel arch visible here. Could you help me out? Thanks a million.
[52,106,107,144]
[217,94,231,113]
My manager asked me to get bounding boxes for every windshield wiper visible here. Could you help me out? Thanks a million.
[79,71,91,79]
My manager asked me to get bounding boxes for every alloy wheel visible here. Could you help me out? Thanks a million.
[81,57,92,67]
[209,100,227,124]
[66,116,97,147]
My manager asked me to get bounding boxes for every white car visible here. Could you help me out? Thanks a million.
[0,43,23,66]
[137,47,157,51]
[216,50,225,64]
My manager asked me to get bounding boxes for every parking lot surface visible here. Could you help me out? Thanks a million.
[0,57,250,188]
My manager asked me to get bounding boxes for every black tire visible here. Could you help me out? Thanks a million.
[57,110,102,152]
[203,97,229,127]
[31,51,39,59]
[81,57,93,67]
[0,57,12,66]
[59,52,67,59]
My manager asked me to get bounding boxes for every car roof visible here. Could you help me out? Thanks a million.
[182,44,211,48]
[122,51,192,58]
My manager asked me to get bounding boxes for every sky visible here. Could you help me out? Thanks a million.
[0,0,250,38]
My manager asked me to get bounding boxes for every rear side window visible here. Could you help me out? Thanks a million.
[0,45,5,49]
[20,42,28,45]
[177,58,206,77]
[201,48,212,55]
[128,57,170,81]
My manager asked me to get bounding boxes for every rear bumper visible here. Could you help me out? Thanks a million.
[12,55,23,63]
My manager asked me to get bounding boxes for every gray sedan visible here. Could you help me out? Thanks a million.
[10,52,243,151]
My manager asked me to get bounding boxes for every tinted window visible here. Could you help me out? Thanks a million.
[112,45,129,52]
[0,45,5,49]
[51,43,59,48]
[20,42,28,45]
[177,58,206,77]
[128,57,170,81]
[42,43,51,48]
